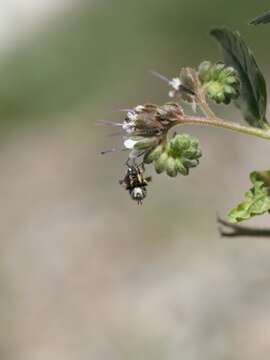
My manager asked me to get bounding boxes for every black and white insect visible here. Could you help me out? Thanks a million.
[119,162,152,204]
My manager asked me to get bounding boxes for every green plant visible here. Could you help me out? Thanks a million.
[101,14,270,230]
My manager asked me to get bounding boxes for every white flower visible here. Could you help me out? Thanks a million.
[169,77,181,90]
[169,90,176,98]
[134,105,144,112]
[124,138,140,149]
[124,136,159,151]
[122,121,135,134]
[121,110,138,134]
[126,111,138,122]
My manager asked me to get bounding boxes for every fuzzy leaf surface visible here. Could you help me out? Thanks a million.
[250,11,270,25]
[211,28,268,129]
[228,171,270,223]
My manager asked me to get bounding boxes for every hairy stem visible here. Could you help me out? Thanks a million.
[196,90,216,119]
[175,115,270,141]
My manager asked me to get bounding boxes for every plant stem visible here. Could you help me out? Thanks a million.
[218,217,270,238]
[175,115,270,141]
[198,101,215,118]
[196,90,216,119]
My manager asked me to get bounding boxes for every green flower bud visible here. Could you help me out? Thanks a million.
[182,158,199,168]
[168,134,200,157]
[225,76,239,85]
[175,158,189,176]
[198,61,213,83]
[198,61,240,105]
[171,134,191,151]
[154,152,168,174]
[144,134,202,177]
[165,157,178,177]
[144,145,164,164]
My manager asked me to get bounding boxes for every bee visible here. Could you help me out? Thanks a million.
[119,162,151,204]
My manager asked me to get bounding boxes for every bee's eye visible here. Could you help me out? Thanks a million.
[128,167,137,175]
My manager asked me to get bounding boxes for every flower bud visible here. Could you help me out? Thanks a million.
[182,158,200,168]
[198,61,213,83]
[198,61,240,104]
[122,103,188,162]
[170,133,191,151]
[124,136,159,151]
[123,104,164,136]
[123,103,185,140]
[167,134,201,175]
[154,152,168,174]
[169,68,198,105]
[179,67,199,96]
[144,133,202,177]
[157,103,184,124]
[175,158,189,176]
[144,144,164,164]
[165,157,178,177]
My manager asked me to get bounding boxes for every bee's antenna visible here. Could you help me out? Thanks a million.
[150,70,170,84]
[101,148,117,155]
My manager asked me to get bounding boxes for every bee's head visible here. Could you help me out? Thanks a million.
[127,166,138,176]
[130,186,147,204]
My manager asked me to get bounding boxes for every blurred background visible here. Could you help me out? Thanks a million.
[1,0,270,359]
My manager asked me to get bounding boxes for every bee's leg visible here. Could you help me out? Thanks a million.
[133,157,147,172]
[129,150,146,164]
[119,177,129,190]
[125,158,135,168]
[101,147,128,155]
[137,151,147,162]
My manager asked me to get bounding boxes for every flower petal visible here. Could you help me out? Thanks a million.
[124,138,138,149]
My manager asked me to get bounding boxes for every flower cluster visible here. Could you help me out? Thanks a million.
[167,62,240,106]
[122,103,184,159]
[101,57,240,204]
[198,61,240,104]
[144,134,202,177]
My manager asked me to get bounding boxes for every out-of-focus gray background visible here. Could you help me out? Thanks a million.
[1,1,270,359]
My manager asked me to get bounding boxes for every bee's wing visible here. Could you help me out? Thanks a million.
[250,11,270,25]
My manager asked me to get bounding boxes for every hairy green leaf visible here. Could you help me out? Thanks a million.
[211,28,269,129]
[250,11,270,25]
[228,171,270,223]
